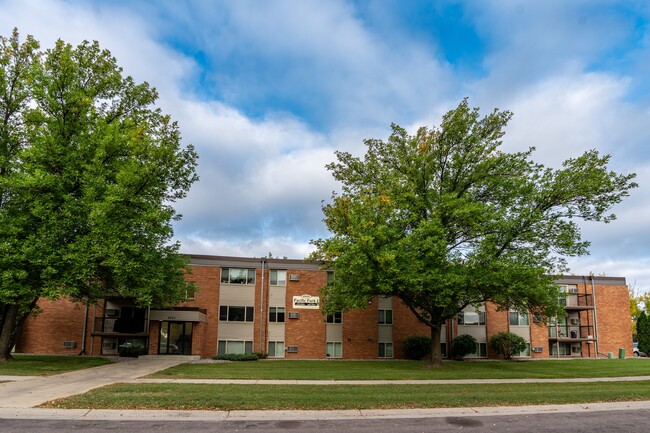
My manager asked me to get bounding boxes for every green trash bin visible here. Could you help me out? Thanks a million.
[619,348,626,359]
[607,352,614,359]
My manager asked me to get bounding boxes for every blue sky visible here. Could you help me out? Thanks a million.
[2,0,650,292]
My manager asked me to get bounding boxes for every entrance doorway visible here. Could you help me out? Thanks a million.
[159,321,193,355]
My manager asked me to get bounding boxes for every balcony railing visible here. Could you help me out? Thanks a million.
[560,294,594,308]
[548,325,594,340]
[93,317,148,335]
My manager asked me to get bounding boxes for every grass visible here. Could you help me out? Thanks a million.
[149,359,650,380]
[42,381,650,410]
[0,355,112,376]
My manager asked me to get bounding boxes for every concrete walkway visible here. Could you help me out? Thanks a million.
[1,358,650,421]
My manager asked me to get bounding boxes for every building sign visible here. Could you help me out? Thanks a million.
[293,295,320,309]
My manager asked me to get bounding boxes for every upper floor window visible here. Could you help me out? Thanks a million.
[270,270,287,286]
[326,311,342,324]
[221,268,256,285]
[269,307,285,323]
[219,306,254,322]
[509,311,530,326]
[378,309,393,324]
[458,311,485,325]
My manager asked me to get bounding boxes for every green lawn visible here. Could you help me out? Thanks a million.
[42,381,650,410]
[0,355,112,376]
[150,359,650,380]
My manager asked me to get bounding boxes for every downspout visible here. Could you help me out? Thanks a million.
[260,259,266,353]
[79,302,89,355]
[591,276,600,357]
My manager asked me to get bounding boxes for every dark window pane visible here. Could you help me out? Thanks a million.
[219,306,228,321]
[228,306,245,321]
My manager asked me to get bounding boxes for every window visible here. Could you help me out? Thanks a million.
[185,287,196,300]
[378,309,393,324]
[509,311,530,326]
[326,312,342,324]
[326,270,334,284]
[326,341,342,358]
[441,343,447,358]
[467,342,487,357]
[549,342,572,356]
[219,306,254,322]
[515,343,531,357]
[269,307,285,323]
[217,340,253,355]
[268,341,284,357]
[378,342,393,358]
[457,311,485,325]
[221,268,256,284]
[270,270,286,286]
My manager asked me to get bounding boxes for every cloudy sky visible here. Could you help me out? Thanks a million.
[2,0,649,291]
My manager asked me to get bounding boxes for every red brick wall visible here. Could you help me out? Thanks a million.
[486,303,509,359]
[185,265,220,357]
[284,269,327,358]
[392,299,431,359]
[343,298,378,359]
[595,282,633,357]
[16,298,90,355]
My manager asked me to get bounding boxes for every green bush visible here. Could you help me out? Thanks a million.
[450,334,477,360]
[213,353,259,361]
[118,346,148,358]
[489,331,527,360]
[253,352,268,359]
[402,335,432,360]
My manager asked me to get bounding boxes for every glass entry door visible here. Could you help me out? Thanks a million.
[159,321,192,355]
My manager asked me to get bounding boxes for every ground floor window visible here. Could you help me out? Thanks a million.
[326,341,342,358]
[378,342,393,358]
[159,321,193,355]
[268,341,285,358]
[218,340,253,355]
[441,343,447,358]
[515,343,531,357]
[467,342,487,358]
[549,342,572,356]
[116,337,147,355]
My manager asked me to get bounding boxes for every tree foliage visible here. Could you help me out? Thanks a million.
[311,98,637,366]
[637,312,650,354]
[0,30,198,360]
[489,331,527,360]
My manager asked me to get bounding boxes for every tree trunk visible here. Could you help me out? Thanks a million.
[0,304,19,362]
[428,323,443,367]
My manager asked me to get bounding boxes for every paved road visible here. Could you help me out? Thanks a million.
[0,408,647,432]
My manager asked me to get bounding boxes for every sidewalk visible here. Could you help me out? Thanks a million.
[1,358,650,421]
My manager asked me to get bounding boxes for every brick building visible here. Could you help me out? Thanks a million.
[16,254,633,359]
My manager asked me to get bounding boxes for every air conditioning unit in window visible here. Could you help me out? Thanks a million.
[63,341,76,348]
[568,288,579,294]
[287,346,298,353]
[288,312,300,319]
[531,346,543,353]
[105,309,119,317]
[288,273,300,281]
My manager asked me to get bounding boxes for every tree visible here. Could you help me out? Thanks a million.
[637,312,650,353]
[489,331,527,360]
[628,284,650,334]
[0,30,198,361]
[311,98,637,366]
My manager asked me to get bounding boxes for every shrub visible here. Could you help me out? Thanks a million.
[253,352,268,359]
[489,331,527,360]
[402,335,432,360]
[213,353,259,361]
[118,346,148,358]
[450,334,477,360]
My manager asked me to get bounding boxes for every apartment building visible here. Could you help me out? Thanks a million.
[15,254,633,359]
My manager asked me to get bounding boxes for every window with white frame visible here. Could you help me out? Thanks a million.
[515,343,531,357]
[378,309,393,324]
[326,341,342,358]
[457,311,486,325]
[217,340,253,355]
[221,268,256,284]
[509,311,530,326]
[268,341,284,357]
[378,342,393,358]
[326,312,342,324]
[269,306,285,323]
[219,306,254,322]
[270,270,287,286]
[467,342,487,357]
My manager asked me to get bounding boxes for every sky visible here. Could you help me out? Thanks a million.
[2,0,649,291]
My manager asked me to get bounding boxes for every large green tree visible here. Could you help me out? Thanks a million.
[0,30,198,361]
[311,99,637,366]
